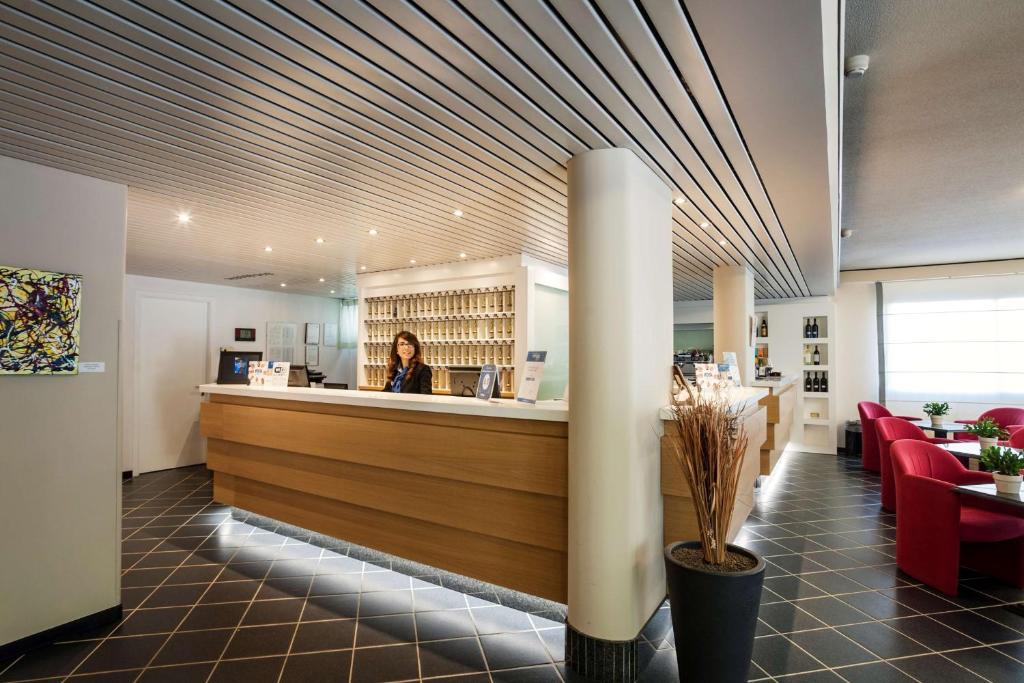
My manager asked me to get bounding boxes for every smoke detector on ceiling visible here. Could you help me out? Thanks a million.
[844,55,870,79]
[841,229,854,239]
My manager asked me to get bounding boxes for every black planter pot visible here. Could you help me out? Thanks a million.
[664,541,765,683]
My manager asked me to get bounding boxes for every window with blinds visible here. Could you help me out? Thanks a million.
[882,274,1024,405]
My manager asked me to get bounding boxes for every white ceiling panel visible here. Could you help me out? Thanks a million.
[0,0,840,300]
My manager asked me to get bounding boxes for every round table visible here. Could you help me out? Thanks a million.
[912,420,969,439]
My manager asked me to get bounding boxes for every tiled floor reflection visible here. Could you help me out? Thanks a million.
[1,452,1022,682]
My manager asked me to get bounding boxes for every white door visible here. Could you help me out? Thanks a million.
[136,296,209,474]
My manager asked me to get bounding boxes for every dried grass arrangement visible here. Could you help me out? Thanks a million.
[668,392,749,565]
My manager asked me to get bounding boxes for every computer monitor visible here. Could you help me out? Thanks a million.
[216,350,263,384]
[449,366,500,398]
[288,365,310,388]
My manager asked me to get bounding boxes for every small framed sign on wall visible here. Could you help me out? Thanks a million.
[305,323,320,345]
[234,327,256,342]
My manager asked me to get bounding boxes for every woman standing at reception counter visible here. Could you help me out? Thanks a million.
[383,330,432,394]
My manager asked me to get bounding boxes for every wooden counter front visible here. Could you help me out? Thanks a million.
[661,405,767,545]
[199,393,568,602]
[759,382,796,475]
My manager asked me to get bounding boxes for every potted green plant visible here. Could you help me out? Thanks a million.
[965,417,1008,451]
[665,392,764,683]
[923,401,950,428]
[979,446,1024,493]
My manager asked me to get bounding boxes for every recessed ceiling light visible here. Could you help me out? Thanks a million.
[700,222,709,228]
[409,259,417,264]
[718,239,727,246]
[673,197,685,205]
[318,277,325,282]
[330,290,335,294]
[315,237,325,244]
[177,212,190,224]
[280,283,286,287]
[453,209,463,217]
[360,265,367,271]
[459,252,467,258]
[264,246,273,252]
[368,229,378,236]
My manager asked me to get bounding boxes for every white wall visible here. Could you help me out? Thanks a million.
[120,275,353,473]
[0,157,125,646]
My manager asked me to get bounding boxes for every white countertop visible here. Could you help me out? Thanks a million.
[199,384,569,422]
[659,386,768,420]
[751,374,799,390]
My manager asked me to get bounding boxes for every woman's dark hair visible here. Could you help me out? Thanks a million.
[386,330,423,386]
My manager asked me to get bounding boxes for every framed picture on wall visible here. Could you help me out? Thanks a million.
[305,344,319,367]
[305,322,320,345]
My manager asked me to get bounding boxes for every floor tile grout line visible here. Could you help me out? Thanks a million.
[273,545,325,683]
[461,588,494,683]
[200,531,293,683]
[58,473,213,682]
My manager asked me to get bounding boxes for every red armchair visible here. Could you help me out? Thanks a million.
[857,402,919,473]
[1009,428,1024,449]
[891,440,1024,595]
[954,407,1024,441]
[875,417,952,511]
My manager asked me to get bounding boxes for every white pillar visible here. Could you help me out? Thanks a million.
[713,266,755,385]
[567,149,673,648]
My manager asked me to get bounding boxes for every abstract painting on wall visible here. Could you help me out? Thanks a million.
[0,266,82,375]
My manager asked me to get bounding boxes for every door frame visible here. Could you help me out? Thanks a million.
[131,292,212,476]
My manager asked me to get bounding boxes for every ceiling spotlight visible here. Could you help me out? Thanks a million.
[368,229,378,236]
[459,252,467,258]
[700,222,709,228]
[315,237,325,244]
[360,265,367,271]
[264,246,273,252]
[177,212,191,224]
[318,277,325,282]
[453,209,463,217]
[673,197,685,206]
[280,283,286,287]
[718,239,727,246]
[330,290,335,294]
[409,259,417,264]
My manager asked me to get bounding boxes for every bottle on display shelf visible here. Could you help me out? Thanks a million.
[812,346,820,365]
[804,373,812,392]
[811,318,819,338]
[821,373,828,392]
[759,318,768,338]
[804,318,812,338]
[812,372,820,392]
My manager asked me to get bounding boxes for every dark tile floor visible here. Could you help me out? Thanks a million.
[1,451,1022,682]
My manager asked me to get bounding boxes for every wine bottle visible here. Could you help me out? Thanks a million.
[811,318,819,338]
[821,373,828,392]
[804,373,812,392]
[812,346,820,365]
[812,372,820,392]
[804,318,811,338]
[760,318,768,338]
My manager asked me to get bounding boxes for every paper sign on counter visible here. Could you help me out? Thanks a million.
[516,350,547,404]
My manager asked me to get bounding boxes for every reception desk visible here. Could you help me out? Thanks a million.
[659,387,768,545]
[752,375,798,475]
[198,385,568,602]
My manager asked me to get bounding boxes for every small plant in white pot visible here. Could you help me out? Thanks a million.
[923,401,950,428]
[979,446,1024,494]
[965,417,1008,451]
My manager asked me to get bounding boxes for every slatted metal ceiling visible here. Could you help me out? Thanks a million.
[0,0,828,300]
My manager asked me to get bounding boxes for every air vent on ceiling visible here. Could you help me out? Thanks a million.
[224,272,274,281]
